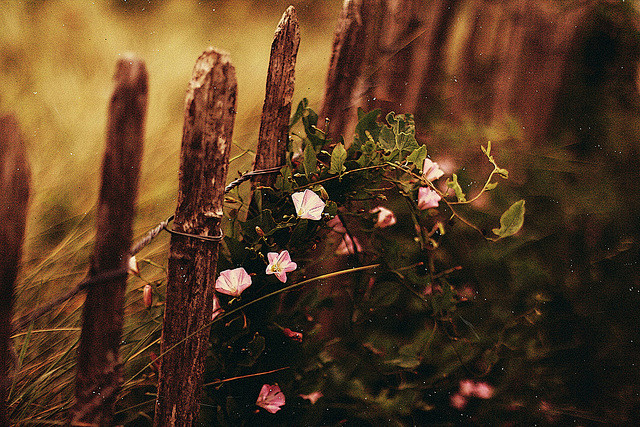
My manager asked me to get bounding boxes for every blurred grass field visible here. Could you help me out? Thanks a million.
[0,0,342,422]
[1,0,341,254]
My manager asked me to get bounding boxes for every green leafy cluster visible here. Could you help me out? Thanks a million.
[201,100,525,425]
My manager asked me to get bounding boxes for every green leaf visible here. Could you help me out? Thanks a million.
[290,98,308,128]
[379,125,396,151]
[274,165,293,192]
[384,356,421,369]
[484,181,498,191]
[395,130,419,154]
[303,143,317,178]
[355,108,382,146]
[369,281,403,307]
[324,200,338,217]
[385,111,399,130]
[379,112,418,156]
[357,137,377,167]
[406,145,427,167]
[383,148,400,163]
[446,174,467,202]
[329,142,347,175]
[302,106,318,134]
[492,199,525,238]
[496,167,509,179]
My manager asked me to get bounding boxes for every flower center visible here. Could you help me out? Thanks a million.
[271,263,282,273]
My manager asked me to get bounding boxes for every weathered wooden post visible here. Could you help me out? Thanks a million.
[72,54,147,426]
[154,48,236,426]
[320,0,459,144]
[0,115,30,427]
[252,6,300,190]
[319,0,379,145]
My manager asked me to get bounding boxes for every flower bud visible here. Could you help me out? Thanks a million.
[319,186,329,200]
[283,327,303,342]
[128,256,139,275]
[143,284,152,308]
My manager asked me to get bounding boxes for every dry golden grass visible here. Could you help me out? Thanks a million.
[0,0,341,422]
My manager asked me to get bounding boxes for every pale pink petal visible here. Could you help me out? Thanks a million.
[474,382,494,399]
[423,158,444,182]
[276,250,291,266]
[299,391,323,404]
[215,267,252,297]
[335,234,362,255]
[450,393,467,410]
[256,383,285,414]
[417,187,441,210]
[211,294,223,321]
[370,206,397,228]
[267,252,278,265]
[292,189,325,220]
[274,270,287,283]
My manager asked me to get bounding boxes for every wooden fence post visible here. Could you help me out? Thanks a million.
[72,54,147,426]
[319,0,384,144]
[0,115,30,427]
[154,48,236,427]
[252,6,300,190]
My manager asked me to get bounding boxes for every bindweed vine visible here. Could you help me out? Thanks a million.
[146,100,526,424]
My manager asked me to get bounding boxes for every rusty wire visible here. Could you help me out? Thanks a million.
[12,166,284,333]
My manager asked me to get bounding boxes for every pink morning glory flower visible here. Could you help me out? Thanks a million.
[457,379,494,399]
[370,206,397,228]
[417,187,441,210]
[423,158,444,181]
[265,250,297,283]
[292,189,325,220]
[474,382,495,399]
[450,393,467,410]
[256,383,285,414]
[215,267,252,297]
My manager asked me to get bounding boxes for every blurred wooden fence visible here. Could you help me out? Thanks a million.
[320,0,638,150]
[1,0,637,425]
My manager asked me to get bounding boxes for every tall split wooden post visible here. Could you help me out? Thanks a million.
[252,6,300,191]
[0,115,30,427]
[72,55,147,426]
[154,48,237,427]
[319,0,382,145]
